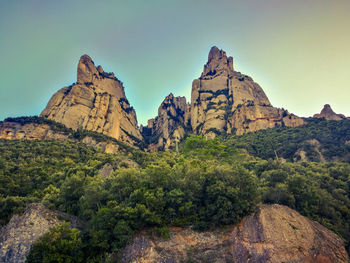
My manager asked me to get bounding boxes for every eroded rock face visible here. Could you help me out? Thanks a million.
[232,204,347,263]
[141,93,190,150]
[145,46,304,145]
[40,55,143,146]
[313,104,346,121]
[0,121,120,154]
[120,205,348,263]
[191,46,304,137]
[0,204,62,263]
[0,121,68,140]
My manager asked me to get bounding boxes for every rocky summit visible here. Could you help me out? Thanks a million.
[145,46,305,150]
[191,46,304,137]
[141,93,191,150]
[40,55,143,146]
[121,204,348,263]
[313,104,347,120]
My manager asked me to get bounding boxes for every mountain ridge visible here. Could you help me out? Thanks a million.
[0,46,347,152]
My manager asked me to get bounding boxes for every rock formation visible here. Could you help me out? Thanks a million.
[313,104,346,120]
[0,119,120,154]
[0,121,68,140]
[40,55,143,146]
[231,204,347,263]
[191,46,304,137]
[141,93,190,150]
[0,203,79,263]
[144,46,304,147]
[120,204,348,263]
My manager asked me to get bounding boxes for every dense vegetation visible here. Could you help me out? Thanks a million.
[221,118,350,162]
[0,132,349,261]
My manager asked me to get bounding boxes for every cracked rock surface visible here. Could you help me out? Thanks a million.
[121,205,348,263]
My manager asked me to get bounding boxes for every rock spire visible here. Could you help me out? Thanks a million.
[313,104,346,120]
[40,55,143,146]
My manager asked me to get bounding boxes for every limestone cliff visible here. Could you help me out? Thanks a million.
[0,203,79,263]
[141,93,190,150]
[40,55,143,146]
[313,104,346,120]
[191,46,304,137]
[121,204,348,263]
[0,118,121,154]
[144,46,304,147]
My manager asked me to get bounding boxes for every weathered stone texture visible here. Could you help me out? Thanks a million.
[0,204,62,263]
[0,121,121,154]
[40,55,142,146]
[142,93,189,150]
[191,46,304,137]
[121,205,348,263]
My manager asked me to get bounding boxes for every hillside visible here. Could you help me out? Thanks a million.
[0,46,349,262]
[0,116,140,153]
[0,136,349,261]
[221,118,350,162]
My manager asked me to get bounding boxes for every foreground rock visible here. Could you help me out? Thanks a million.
[0,203,78,263]
[121,204,348,263]
[313,104,346,121]
[40,55,143,146]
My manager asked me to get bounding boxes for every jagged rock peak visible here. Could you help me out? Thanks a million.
[191,46,304,137]
[40,55,143,146]
[208,46,222,61]
[202,46,234,77]
[77,54,99,83]
[320,104,341,116]
[313,104,346,121]
[142,93,190,151]
[322,104,335,113]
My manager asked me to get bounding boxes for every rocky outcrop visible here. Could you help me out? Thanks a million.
[231,204,347,263]
[40,55,143,146]
[191,46,304,137]
[0,203,79,263]
[120,204,348,263]
[141,93,190,150]
[293,139,327,163]
[144,46,304,145]
[0,120,121,154]
[0,121,68,140]
[313,104,346,121]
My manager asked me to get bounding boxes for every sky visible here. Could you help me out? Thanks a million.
[0,0,349,125]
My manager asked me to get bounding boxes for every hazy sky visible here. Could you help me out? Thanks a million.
[1,0,349,125]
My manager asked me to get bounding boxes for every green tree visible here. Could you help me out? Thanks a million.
[26,223,83,263]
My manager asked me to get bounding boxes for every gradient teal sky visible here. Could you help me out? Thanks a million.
[1,0,349,125]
